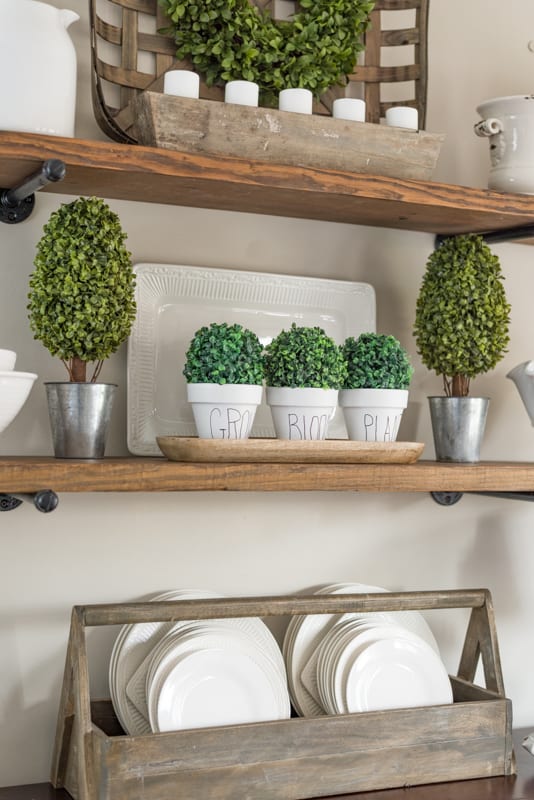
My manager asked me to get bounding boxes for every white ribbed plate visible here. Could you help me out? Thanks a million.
[127,263,376,455]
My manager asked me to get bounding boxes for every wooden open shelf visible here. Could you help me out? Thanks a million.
[2,457,534,493]
[3,134,534,493]
[2,131,534,237]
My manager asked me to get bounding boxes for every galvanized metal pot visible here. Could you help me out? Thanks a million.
[45,382,116,459]
[428,396,489,463]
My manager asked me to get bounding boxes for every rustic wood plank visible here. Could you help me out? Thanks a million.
[355,64,420,83]
[364,8,382,123]
[79,589,488,627]
[94,702,510,798]
[3,131,534,235]
[0,133,529,226]
[119,9,138,109]
[5,457,534,493]
[71,611,95,800]
[415,0,429,129]
[133,92,442,181]
[459,600,506,696]
[8,727,534,799]
[381,28,420,46]
[451,675,506,702]
[375,0,423,8]
[50,612,77,788]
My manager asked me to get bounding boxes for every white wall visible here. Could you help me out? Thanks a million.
[2,0,534,786]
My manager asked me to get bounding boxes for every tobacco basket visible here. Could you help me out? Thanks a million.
[89,0,429,143]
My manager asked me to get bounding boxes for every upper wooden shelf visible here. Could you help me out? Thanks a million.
[2,457,534,493]
[2,131,534,237]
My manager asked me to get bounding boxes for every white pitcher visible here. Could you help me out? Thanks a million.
[0,0,79,137]
[475,95,534,194]
[507,361,534,425]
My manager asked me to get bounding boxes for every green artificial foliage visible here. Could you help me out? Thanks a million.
[159,0,375,106]
[343,332,413,390]
[183,322,264,384]
[28,196,136,383]
[263,323,347,389]
[413,234,511,397]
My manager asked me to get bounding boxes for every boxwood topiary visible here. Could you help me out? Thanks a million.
[413,234,511,397]
[28,196,136,383]
[159,0,375,107]
[343,333,413,390]
[263,323,347,389]
[183,322,264,385]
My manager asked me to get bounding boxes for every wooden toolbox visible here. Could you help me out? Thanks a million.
[51,589,514,800]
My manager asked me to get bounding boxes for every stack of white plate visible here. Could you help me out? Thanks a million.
[283,582,453,717]
[109,589,291,735]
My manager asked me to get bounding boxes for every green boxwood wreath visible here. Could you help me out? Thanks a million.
[159,0,375,106]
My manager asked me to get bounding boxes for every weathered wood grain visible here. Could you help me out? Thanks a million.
[52,590,513,800]
[79,589,488,627]
[4,456,534,493]
[133,93,442,181]
[93,716,510,800]
[2,131,534,236]
[155,438,424,465]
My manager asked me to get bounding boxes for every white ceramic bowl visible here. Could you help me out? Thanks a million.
[0,370,38,433]
[0,349,16,371]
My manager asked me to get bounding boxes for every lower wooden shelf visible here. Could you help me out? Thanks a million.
[1,457,534,494]
[1,728,533,800]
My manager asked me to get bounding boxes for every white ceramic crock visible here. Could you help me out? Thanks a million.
[0,0,79,137]
[475,95,534,194]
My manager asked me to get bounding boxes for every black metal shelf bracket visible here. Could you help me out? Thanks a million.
[431,491,534,505]
[0,159,66,224]
[0,490,59,513]
[436,223,534,248]
[431,491,464,506]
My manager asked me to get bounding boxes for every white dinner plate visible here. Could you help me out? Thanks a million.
[127,263,376,454]
[110,588,287,735]
[343,637,453,713]
[148,632,291,732]
[299,618,378,709]
[125,613,287,730]
[109,588,224,735]
[283,582,439,718]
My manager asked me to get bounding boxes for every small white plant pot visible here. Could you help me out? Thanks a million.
[339,388,409,442]
[187,383,263,439]
[266,386,338,440]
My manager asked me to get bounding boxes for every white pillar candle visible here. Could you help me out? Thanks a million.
[385,106,419,130]
[332,98,366,122]
[278,88,313,115]
[224,80,259,107]
[163,70,200,99]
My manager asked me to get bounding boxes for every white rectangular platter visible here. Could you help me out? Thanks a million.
[127,263,376,456]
